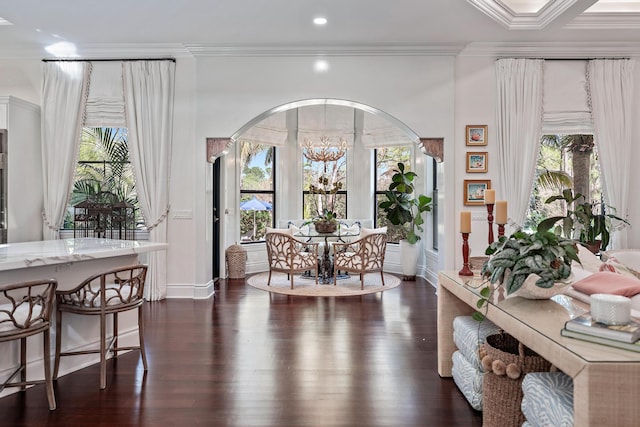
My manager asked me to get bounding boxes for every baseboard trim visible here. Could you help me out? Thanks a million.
[166,281,215,299]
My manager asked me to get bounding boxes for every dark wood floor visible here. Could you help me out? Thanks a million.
[1,275,482,427]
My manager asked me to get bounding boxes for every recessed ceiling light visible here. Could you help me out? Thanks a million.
[313,17,327,26]
[314,60,329,73]
[45,41,79,58]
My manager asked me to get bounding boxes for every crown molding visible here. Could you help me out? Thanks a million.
[3,41,639,61]
[184,43,466,57]
[565,12,640,29]
[0,43,192,60]
[466,0,589,30]
[459,41,640,57]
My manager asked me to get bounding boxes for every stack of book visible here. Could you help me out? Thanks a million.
[561,312,640,352]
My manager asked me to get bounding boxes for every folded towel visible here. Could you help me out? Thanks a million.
[571,271,640,298]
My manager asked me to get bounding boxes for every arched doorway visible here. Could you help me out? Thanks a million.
[209,98,443,283]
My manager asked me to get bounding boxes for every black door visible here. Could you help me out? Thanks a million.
[212,157,221,281]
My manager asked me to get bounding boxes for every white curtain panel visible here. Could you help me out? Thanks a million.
[588,59,635,248]
[41,61,90,240]
[495,58,544,227]
[123,60,175,301]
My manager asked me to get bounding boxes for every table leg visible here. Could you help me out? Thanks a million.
[573,363,640,427]
[318,236,333,284]
[437,280,475,377]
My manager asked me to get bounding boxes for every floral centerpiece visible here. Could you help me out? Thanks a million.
[302,136,347,234]
[309,176,342,233]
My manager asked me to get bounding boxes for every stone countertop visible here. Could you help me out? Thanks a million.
[0,238,168,271]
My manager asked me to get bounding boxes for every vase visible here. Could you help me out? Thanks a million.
[400,239,420,280]
[504,271,572,300]
[583,240,602,255]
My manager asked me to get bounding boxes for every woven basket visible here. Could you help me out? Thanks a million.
[469,256,489,271]
[482,333,552,427]
[314,221,337,233]
[225,243,247,279]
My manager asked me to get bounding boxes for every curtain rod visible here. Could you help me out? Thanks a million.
[42,57,176,63]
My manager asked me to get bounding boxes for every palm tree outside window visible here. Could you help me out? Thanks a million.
[63,127,143,233]
[524,133,603,232]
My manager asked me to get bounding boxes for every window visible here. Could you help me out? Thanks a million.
[64,128,142,238]
[302,150,347,220]
[240,142,275,242]
[375,146,411,243]
[525,134,602,231]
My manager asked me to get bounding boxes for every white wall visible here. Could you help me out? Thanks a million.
[454,55,498,268]
[0,60,41,105]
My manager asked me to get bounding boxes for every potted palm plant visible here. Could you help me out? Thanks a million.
[378,162,432,278]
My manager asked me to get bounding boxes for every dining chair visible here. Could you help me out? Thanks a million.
[265,231,319,289]
[0,279,57,410]
[332,231,387,289]
[54,264,148,389]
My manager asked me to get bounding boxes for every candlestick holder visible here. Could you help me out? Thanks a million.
[459,232,473,276]
[486,203,494,245]
[497,223,506,239]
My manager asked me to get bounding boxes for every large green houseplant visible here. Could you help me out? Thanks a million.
[378,162,432,244]
[481,221,579,295]
[474,221,580,320]
[538,189,629,253]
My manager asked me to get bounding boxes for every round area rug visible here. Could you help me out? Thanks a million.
[247,272,401,296]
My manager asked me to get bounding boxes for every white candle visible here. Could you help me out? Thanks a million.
[484,189,495,204]
[460,211,471,233]
[496,200,508,224]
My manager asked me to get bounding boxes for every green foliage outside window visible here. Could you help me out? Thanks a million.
[64,128,142,229]
[524,134,601,232]
[375,147,411,243]
[240,142,274,241]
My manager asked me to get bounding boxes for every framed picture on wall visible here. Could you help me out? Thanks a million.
[466,125,488,146]
[464,179,491,206]
[466,152,488,173]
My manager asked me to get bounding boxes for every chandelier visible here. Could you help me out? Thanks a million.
[302,136,347,162]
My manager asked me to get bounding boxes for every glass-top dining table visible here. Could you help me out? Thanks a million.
[294,227,360,284]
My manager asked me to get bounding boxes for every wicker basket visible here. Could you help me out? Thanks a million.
[482,333,552,427]
[314,221,337,233]
[225,243,247,279]
[469,256,489,272]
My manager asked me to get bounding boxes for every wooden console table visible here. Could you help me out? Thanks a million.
[437,270,640,427]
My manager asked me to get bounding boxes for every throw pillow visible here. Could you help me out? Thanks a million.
[361,226,387,237]
[571,271,640,298]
